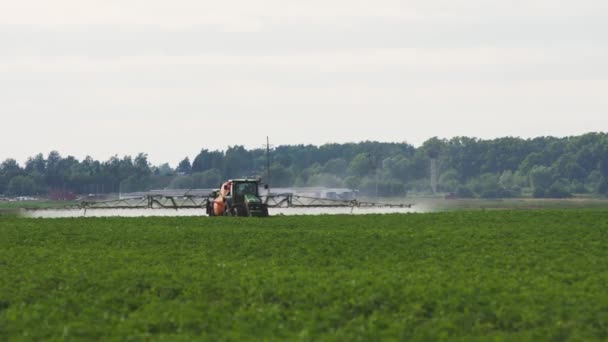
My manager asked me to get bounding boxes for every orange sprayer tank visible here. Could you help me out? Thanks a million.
[212,181,232,216]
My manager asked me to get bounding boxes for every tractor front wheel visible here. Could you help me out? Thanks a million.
[231,206,248,217]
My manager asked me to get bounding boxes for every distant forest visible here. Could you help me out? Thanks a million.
[2,132,608,198]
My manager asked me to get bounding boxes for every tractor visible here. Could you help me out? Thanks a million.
[206,179,270,217]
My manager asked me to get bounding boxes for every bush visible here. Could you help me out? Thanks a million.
[467,173,515,199]
[546,184,572,198]
[532,188,546,198]
[480,187,514,199]
[456,186,475,198]
[541,180,573,198]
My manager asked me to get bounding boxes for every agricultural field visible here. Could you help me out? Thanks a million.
[1,211,608,340]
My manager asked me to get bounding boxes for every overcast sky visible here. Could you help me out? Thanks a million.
[1,0,607,166]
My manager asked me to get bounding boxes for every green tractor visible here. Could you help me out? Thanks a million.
[207,179,270,217]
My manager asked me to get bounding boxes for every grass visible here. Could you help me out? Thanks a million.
[1,211,608,340]
[416,197,608,211]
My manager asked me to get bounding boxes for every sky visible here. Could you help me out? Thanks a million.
[1,0,607,166]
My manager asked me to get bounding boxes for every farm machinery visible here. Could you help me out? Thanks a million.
[78,179,413,216]
[208,179,269,217]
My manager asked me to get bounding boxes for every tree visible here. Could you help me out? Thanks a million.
[0,174,7,194]
[269,165,295,187]
[599,141,608,195]
[518,152,544,174]
[134,153,151,178]
[1,159,22,180]
[167,176,194,189]
[383,155,412,183]
[358,177,406,197]
[438,169,461,192]
[224,146,253,178]
[344,176,361,190]
[421,137,445,159]
[25,153,46,174]
[498,170,525,195]
[553,153,586,181]
[546,180,573,198]
[456,185,475,198]
[323,158,348,176]
[529,166,555,198]
[467,173,512,198]
[168,169,223,189]
[154,163,174,177]
[192,149,224,173]
[348,153,375,177]
[7,176,37,196]
[599,179,608,196]
[191,169,222,188]
[0,133,607,197]
[45,151,63,188]
[177,157,192,174]
[443,136,482,180]
[294,164,322,186]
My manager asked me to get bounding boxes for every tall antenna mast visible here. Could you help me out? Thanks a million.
[264,136,272,188]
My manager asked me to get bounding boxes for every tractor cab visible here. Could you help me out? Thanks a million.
[233,181,258,203]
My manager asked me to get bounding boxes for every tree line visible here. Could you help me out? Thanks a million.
[1,133,608,198]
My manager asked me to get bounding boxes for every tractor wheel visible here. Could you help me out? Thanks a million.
[246,204,267,217]
[206,201,214,216]
[232,206,248,217]
[244,204,254,217]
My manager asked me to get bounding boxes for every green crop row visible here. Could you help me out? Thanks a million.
[1,211,608,341]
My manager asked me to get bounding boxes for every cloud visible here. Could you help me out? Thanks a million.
[0,0,606,165]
